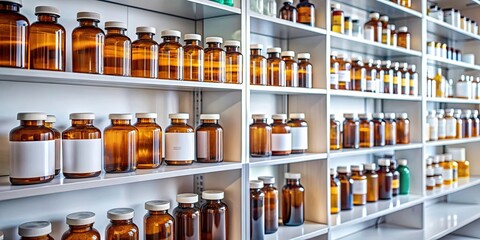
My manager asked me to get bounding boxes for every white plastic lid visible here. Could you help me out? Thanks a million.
[351,165,363,171]
[331,3,341,9]
[258,176,275,184]
[330,114,336,119]
[373,113,384,119]
[432,155,440,164]
[176,193,198,203]
[358,113,372,120]
[35,6,60,16]
[365,163,376,170]
[136,26,156,34]
[252,114,268,120]
[66,212,96,225]
[4,0,22,5]
[200,114,220,120]
[399,26,408,32]
[285,0,294,3]
[169,113,189,119]
[398,159,408,166]
[379,15,389,21]
[250,180,263,189]
[18,221,51,237]
[329,168,336,175]
[369,12,380,19]
[109,113,132,120]
[250,44,263,49]
[351,55,363,61]
[46,115,56,123]
[184,34,202,41]
[297,53,310,59]
[337,166,348,173]
[70,113,95,120]
[281,51,295,57]
[224,40,240,47]
[285,172,301,179]
[77,12,100,20]
[105,21,127,29]
[206,36,223,44]
[434,166,443,175]
[202,190,224,200]
[378,158,391,166]
[267,47,281,53]
[17,112,47,121]
[161,30,181,37]
[384,113,396,119]
[381,60,391,65]
[136,113,157,119]
[426,167,434,176]
[289,113,305,119]
[397,113,408,119]
[337,53,348,59]
[272,114,287,120]
[447,148,466,161]
[343,113,357,119]
[107,208,134,220]
[145,200,170,211]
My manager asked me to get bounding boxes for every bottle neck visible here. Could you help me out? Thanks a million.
[44,122,54,128]
[171,119,188,124]
[251,49,262,56]
[137,118,155,124]
[148,210,168,215]
[282,56,294,61]
[207,199,222,204]
[163,36,180,43]
[20,120,44,127]
[185,39,200,46]
[111,119,131,125]
[351,170,362,176]
[137,32,154,40]
[253,118,267,124]
[179,203,195,208]
[111,219,133,225]
[0,2,20,12]
[72,119,94,127]
[107,28,126,35]
[38,14,58,23]
[207,42,222,48]
[226,46,240,52]
[268,52,281,58]
[201,119,218,124]
[69,224,94,232]
[286,179,300,185]
[273,119,286,124]
[79,19,99,27]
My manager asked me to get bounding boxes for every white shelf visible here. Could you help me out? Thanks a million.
[425,177,480,200]
[329,90,422,101]
[329,143,423,158]
[250,85,327,95]
[338,223,424,240]
[425,202,480,239]
[426,16,480,42]
[440,234,480,240]
[333,0,422,18]
[429,0,480,11]
[250,12,327,39]
[425,138,480,147]
[265,222,329,240]
[426,97,480,104]
[426,55,480,72]
[249,153,327,167]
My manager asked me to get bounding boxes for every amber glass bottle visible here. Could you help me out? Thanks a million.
[45,115,61,175]
[201,191,228,240]
[330,168,341,214]
[250,180,265,240]
[351,56,366,91]
[455,110,463,139]
[462,110,472,138]
[392,62,401,94]
[400,63,410,95]
[337,166,353,210]
[330,52,340,90]
[380,15,390,45]
[159,30,183,80]
[106,208,139,240]
[378,159,393,200]
[365,163,379,202]
[297,53,312,88]
[445,109,456,139]
[183,34,204,81]
[331,3,344,34]
[359,113,374,148]
[364,12,382,42]
[364,58,377,92]
[330,114,341,150]
[30,6,65,71]
[104,114,138,173]
[390,160,400,196]
[19,221,53,240]
[338,53,351,90]
[408,64,418,96]
[225,40,242,84]
[134,113,162,169]
[62,212,101,240]
[250,44,267,85]
[165,113,194,165]
[271,114,291,156]
[287,113,308,153]
[279,0,297,22]
[343,113,360,149]
[398,26,410,49]
[471,110,480,137]
[390,24,397,47]
[72,12,104,74]
[351,165,367,205]
[258,176,278,234]
[297,0,315,26]
[282,173,305,226]
[144,201,174,240]
[385,113,397,145]
[196,114,223,163]
[132,27,158,78]
[282,51,299,87]
[250,114,272,157]
[267,47,286,86]
[396,113,410,144]
[204,37,226,83]
[382,60,394,93]
[0,0,28,69]
[174,194,200,240]
[104,21,131,76]
[373,113,386,146]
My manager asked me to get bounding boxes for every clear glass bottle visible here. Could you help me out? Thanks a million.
[134,113,162,169]
[364,12,382,42]
[250,180,265,240]
[359,113,374,148]
[263,0,277,17]
[282,173,305,226]
[396,113,410,144]
[373,113,386,146]
[382,60,393,93]
[378,159,393,200]
[330,168,341,214]
[397,26,410,49]
[279,0,297,22]
[365,163,379,202]
[204,37,226,83]
[104,21,131,76]
[132,27,158,78]
[287,113,308,154]
[390,160,400,196]
[62,212,100,240]
[380,15,390,45]
[106,208,139,240]
[330,51,340,90]
[445,109,456,139]
[271,114,291,156]
[72,12,104,74]
[250,44,267,86]
[19,221,53,240]
[351,165,367,205]
[104,114,138,173]
[351,56,366,91]
[45,115,61,176]
[343,113,360,149]
[385,113,397,145]
[462,110,472,138]
[250,114,272,157]
[282,51,299,87]
[337,53,351,90]
[297,53,312,88]
[258,176,278,234]
[250,0,264,14]
[174,194,200,240]
[330,114,341,150]
[438,110,447,140]
[408,64,418,96]
[165,113,195,165]
[196,114,223,163]
[225,40,243,84]
[183,34,204,82]
[364,58,377,92]
[144,201,174,240]
[337,166,353,210]
[331,3,344,34]
[267,47,286,86]
[159,30,183,80]
[471,110,480,137]
[296,0,315,26]
[201,191,228,240]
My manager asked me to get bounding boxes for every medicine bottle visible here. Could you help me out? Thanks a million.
[282,173,305,226]
[296,0,315,26]
[144,201,174,240]
[174,193,200,239]
[426,167,435,191]
[134,113,162,169]
[392,62,401,94]
[62,212,101,240]
[462,110,472,138]
[263,0,276,17]
[380,15,390,45]
[250,44,267,85]
[267,47,286,87]
[396,113,410,144]
[9,113,55,185]
[330,168,341,214]
[258,176,278,234]
[330,114,341,150]
[104,114,138,173]
[385,113,397,145]
[225,40,242,84]
[45,115,61,176]
[390,24,397,47]
[351,165,367,205]
[400,63,410,95]
[106,208,139,240]
[72,12,104,74]
[250,114,272,157]
[104,21,131,76]
[359,113,374,148]
[337,53,351,90]
[279,0,297,22]
[449,148,469,178]
[204,37,226,83]
[364,12,382,42]
[30,6,65,71]
[443,155,454,185]
[397,26,410,49]
[363,58,377,92]
[344,16,353,36]
[343,113,360,149]
[471,110,479,137]
[201,191,228,240]
[382,60,393,93]
[454,109,463,139]
[390,160,400,196]
[183,34,204,81]
[271,114,292,156]
[427,110,438,141]
[132,26,158,79]
[396,159,410,194]
[196,114,224,163]
[378,159,393,200]
[0,0,29,69]
[433,156,443,188]
[351,56,366,91]
[288,113,308,153]
[159,30,183,80]
[330,52,340,90]
[445,109,456,139]
[437,110,446,140]
[250,180,265,240]
[337,166,353,210]
[331,3,344,34]
[433,68,446,98]
[365,163,378,202]
[297,53,312,88]
[165,113,194,165]
[408,64,418,96]
[19,221,53,240]
[373,113,386,146]
[282,51,299,87]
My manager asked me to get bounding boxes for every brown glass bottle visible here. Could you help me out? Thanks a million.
[0,0,28,68]
[390,24,397,47]
[30,6,65,71]
[250,44,267,85]
[396,113,410,144]
[297,0,315,26]
[462,110,472,138]
[331,3,344,34]
[159,30,183,80]
[382,60,393,93]
[398,26,410,49]
[363,58,377,92]
[132,27,158,78]
[258,176,278,234]
[201,191,228,240]
[455,110,463,139]
[165,113,194,165]
[104,114,138,173]
[378,159,393,200]
[106,208,139,240]
[287,113,308,153]
[400,63,410,95]
[343,113,360,149]
[385,113,397,145]
[250,180,265,240]
[183,34,204,81]
[408,64,418,96]
[330,52,340,90]
[375,60,384,93]
[204,37,226,83]
[390,161,400,196]
[282,173,305,226]
[9,113,55,185]
[250,114,272,157]
[196,114,223,163]
[267,47,286,86]
[72,12,104,74]
[279,0,297,22]
[45,115,61,175]
[471,110,480,137]
[351,56,366,91]
[62,212,101,240]
[144,201,174,240]
[392,62,401,94]
[19,221,53,240]
[297,53,312,88]
[134,113,162,169]
[337,53,351,90]
[380,15,390,45]
[225,40,242,84]
[364,12,382,42]
[351,165,367,205]
[174,194,200,240]
[330,168,341,214]
[373,113,386,146]
[282,51,299,87]
[104,21,131,76]
[337,166,353,210]
[271,114,291,156]
[330,114,341,150]
[365,163,379,202]
[359,113,373,148]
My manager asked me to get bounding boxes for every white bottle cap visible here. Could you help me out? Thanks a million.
[432,155,440,164]
[351,165,363,171]
[337,166,348,173]
[17,112,47,121]
[365,163,376,170]
[343,113,357,119]
[397,113,408,119]
[200,114,220,120]
[35,6,60,16]
[398,159,408,166]
[381,60,391,65]
[224,40,240,47]
[77,12,100,21]
[145,200,170,211]
[177,193,198,203]
[426,157,433,166]
[136,113,157,119]
[358,113,372,120]
[369,12,380,19]
[4,0,22,6]
[184,33,202,41]
[202,190,224,200]
[272,114,287,120]
[379,15,389,22]
[206,36,223,44]
[46,115,56,123]
[250,180,263,189]
[161,30,181,38]
[281,51,295,57]
[258,176,275,184]
[18,221,52,237]
[426,167,434,176]
[378,158,391,166]
[331,51,338,56]
[373,113,384,119]
[105,21,127,29]
[337,53,348,59]
[330,114,336,119]
[70,113,95,120]
[267,47,281,53]
[329,168,336,175]
[136,26,156,34]
[285,172,301,179]
[297,53,310,59]
[399,26,408,32]
[107,208,134,220]
[447,147,466,161]
[250,44,263,49]
[252,114,268,120]
[351,55,363,61]
[385,113,396,119]
[331,3,341,9]
[169,113,189,119]
[66,212,96,226]
[289,113,305,119]
[109,113,132,120]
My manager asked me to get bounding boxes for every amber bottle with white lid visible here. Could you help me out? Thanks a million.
[201,190,228,239]
[104,21,131,76]
[282,51,299,87]
[62,212,101,240]
[267,47,286,87]
[224,40,243,84]
[271,114,292,156]
[0,0,29,69]
[250,180,265,240]
[144,200,174,240]
[159,30,183,80]
[196,114,224,163]
[258,176,278,234]
[165,113,194,165]
[297,53,312,88]
[19,221,53,240]
[134,113,162,169]
[72,12,104,74]
[104,114,138,173]
[183,33,204,82]
[174,193,200,240]
[282,172,305,226]
[132,26,158,79]
[250,114,272,157]
[287,113,308,154]
[45,115,61,175]
[250,43,267,86]
[106,208,139,240]
[204,36,226,83]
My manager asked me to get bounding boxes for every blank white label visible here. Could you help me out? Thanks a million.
[290,127,308,150]
[339,70,351,83]
[272,133,291,151]
[166,133,194,161]
[446,119,456,137]
[10,140,55,178]
[55,139,61,171]
[443,169,453,180]
[438,120,446,138]
[62,139,102,174]
[427,177,436,187]
[330,74,339,85]
[353,179,367,194]
[364,27,374,41]
[196,131,208,159]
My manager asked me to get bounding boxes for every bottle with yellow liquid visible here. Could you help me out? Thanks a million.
[433,68,446,98]
[330,168,341,214]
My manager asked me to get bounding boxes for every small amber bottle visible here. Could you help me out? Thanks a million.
[445,109,456,139]
[196,114,223,163]
[426,167,435,191]
[134,113,162,169]
[30,6,65,71]
[337,53,351,90]
[250,180,265,240]
[165,113,194,165]
[378,159,393,200]
[132,27,158,79]
[183,34,204,81]
[330,52,340,90]
[258,176,278,234]
[462,110,472,138]
[282,51,299,87]
[343,113,360,149]
[351,56,366,91]
[385,113,397,145]
[337,166,353,210]
[400,63,410,95]
[373,113,386,146]
[271,114,292,156]
[449,148,470,178]
[380,15,390,45]
[330,168,341,214]
[408,64,418,96]
[287,113,308,154]
[471,110,480,137]
[396,113,410,144]
[201,191,228,239]
[250,44,267,86]
[297,53,312,88]
[204,37,226,83]
[359,113,374,148]
[382,60,394,94]
[365,163,379,202]
[364,12,382,42]
[279,0,297,22]
[351,165,367,205]
[62,212,101,240]
[250,114,272,157]
[454,110,463,139]
[106,208,139,240]
[174,194,200,239]
[363,58,377,92]
[392,62,401,94]
[330,114,341,150]
[267,47,286,87]
[72,12,104,74]
[397,26,410,49]
[104,114,138,173]
[390,160,400,196]
[104,21,131,76]
[144,201,174,240]
[331,3,344,34]
[390,24,397,47]
[0,0,28,68]
[159,30,183,80]
[45,115,61,176]
[443,155,454,185]
[282,173,305,226]
[19,221,53,240]
[296,0,315,26]
[225,40,243,84]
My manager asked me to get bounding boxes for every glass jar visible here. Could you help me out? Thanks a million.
[363,59,377,92]
[72,12,104,74]
[351,56,366,91]
[183,34,204,82]
[62,212,100,240]
[359,113,373,148]
[385,113,397,145]
[174,194,200,239]
[296,0,315,26]
[364,12,382,42]
[250,44,267,85]
[134,113,162,169]
[462,110,472,138]
[104,21,131,76]
[250,180,264,240]
[19,221,53,240]
[258,176,278,234]
[279,0,297,22]
[263,0,277,17]
[471,110,479,137]
[343,113,360,149]
[408,64,418,96]
[44,115,60,176]
[330,168,341,214]
[30,6,65,71]
[378,159,393,200]
[271,114,291,156]
[331,3,344,34]
[382,60,393,94]
[282,51,299,87]
[201,191,228,239]
[437,110,447,140]
[330,51,339,90]
[196,114,223,163]
[351,165,367,205]
[267,47,286,87]
[373,113,386,146]
[132,27,158,78]
[282,173,305,226]
[445,109,456,139]
[250,114,272,157]
[106,208,139,240]
[297,53,312,88]
[104,114,138,173]
[0,0,28,68]
[330,114,341,150]
[365,163,379,202]
[144,201,174,240]
[396,113,410,144]
[204,37,226,83]
[165,113,194,165]
[455,109,463,139]
[397,26,410,49]
[287,113,308,154]
[9,113,55,185]
[388,160,398,196]
[225,40,242,84]
[250,0,263,14]
[337,53,351,90]
[380,15,390,45]
[159,30,183,80]
[337,166,353,210]
[426,167,435,190]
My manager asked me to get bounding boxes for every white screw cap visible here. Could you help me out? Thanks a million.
[70,113,95,120]
[77,12,100,21]
[176,193,198,203]
[285,172,301,179]
[136,26,156,34]
[17,112,47,121]
[297,53,310,59]
[35,6,60,16]
[200,114,220,120]
[272,114,287,120]
[267,47,282,53]
[258,176,275,184]
[46,115,56,123]
[202,190,224,200]
[66,212,96,226]
[252,114,268,120]
[281,51,295,57]
[18,221,51,237]
[161,30,181,38]
[109,113,132,120]
[206,36,223,44]
[224,40,240,47]
[107,208,134,220]
[250,44,264,49]
[184,34,202,41]
[169,113,189,119]
[145,200,170,211]
[136,113,157,119]
[250,180,263,189]
[105,21,127,29]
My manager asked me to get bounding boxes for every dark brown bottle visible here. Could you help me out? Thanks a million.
[373,113,386,147]
[282,51,299,87]
[365,163,379,203]
[282,173,305,226]
[104,114,138,173]
[159,30,183,80]
[279,0,297,22]
[297,53,312,88]
[165,113,195,165]
[72,12,104,74]
[390,160,400,196]
[0,0,29,68]
[396,113,410,144]
[337,166,353,210]
[258,176,278,234]
[62,212,101,240]
[201,191,228,240]
[267,47,286,87]
[250,44,267,85]
[106,208,139,240]
[330,114,341,150]
[378,159,393,200]
[250,114,272,157]
[144,201,174,240]
[358,113,373,148]
[297,0,315,26]
[343,113,360,149]
[385,113,397,145]
[271,114,292,156]
[225,40,242,84]
[183,33,204,82]
[174,193,200,240]
[19,221,53,240]
[196,114,224,163]
[250,180,265,240]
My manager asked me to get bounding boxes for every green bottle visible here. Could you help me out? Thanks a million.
[211,0,225,4]
[397,159,410,195]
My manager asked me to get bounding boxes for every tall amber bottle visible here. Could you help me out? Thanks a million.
[364,12,382,42]
[331,3,344,34]
[196,114,224,163]
[454,109,463,139]
[330,52,340,90]
[385,113,397,145]
[250,44,267,85]
[30,6,65,71]
[45,115,61,175]
[398,26,411,49]
[351,165,367,205]
[462,110,472,138]
[330,114,341,150]
[390,160,400,196]
[258,176,278,234]
[204,37,226,83]
[267,47,286,86]
[62,212,101,240]
[271,114,292,156]
[359,113,374,148]
[134,113,162,169]
[471,110,480,137]
[297,53,312,88]
[225,40,242,84]
[400,63,410,94]
[378,159,393,200]
[330,168,341,214]
[396,113,410,144]
[338,53,351,90]
[250,180,265,240]
[201,191,228,240]
[104,21,131,76]
[106,208,139,240]
[296,0,315,26]
[408,64,418,96]
[250,114,272,157]
[132,27,158,79]
[373,113,386,146]
[72,12,104,74]
[380,15,390,45]
[392,62,401,94]
[282,173,305,226]
[174,194,200,240]
[159,30,183,80]
[165,113,194,165]
[351,56,366,91]
[183,34,204,81]
[337,166,353,210]
[343,113,360,149]
[282,51,299,87]
[364,58,377,92]
[365,163,379,202]
[104,114,138,173]
[144,201,174,240]
[0,0,28,68]
[382,60,394,93]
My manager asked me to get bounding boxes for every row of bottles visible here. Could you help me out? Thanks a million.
[250,45,313,88]
[330,53,418,96]
[250,113,308,157]
[427,69,480,99]
[12,192,227,239]
[428,4,479,35]
[330,112,411,150]
[427,41,464,63]
[250,173,305,239]
[331,159,410,213]
[426,109,480,141]
[9,112,224,185]
[426,149,470,190]
[251,0,316,27]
